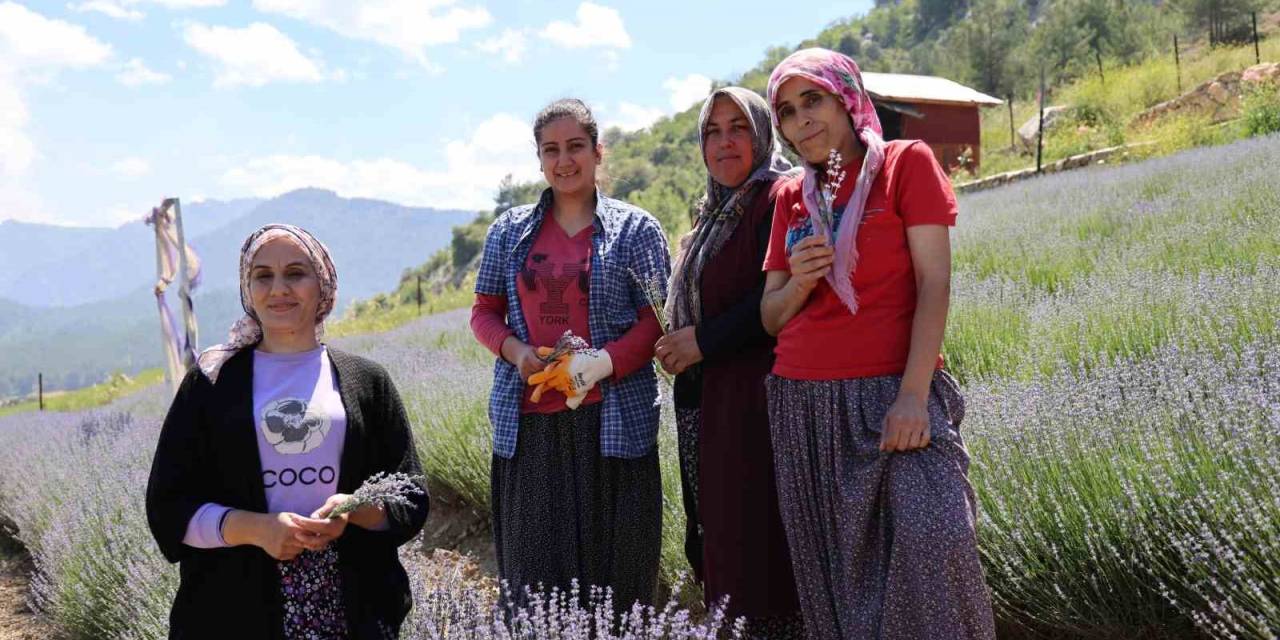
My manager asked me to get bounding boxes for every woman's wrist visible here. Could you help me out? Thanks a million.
[499,335,526,365]
[895,370,931,404]
[349,504,389,530]
[220,509,263,547]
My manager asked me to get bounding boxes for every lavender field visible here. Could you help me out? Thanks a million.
[0,134,1277,639]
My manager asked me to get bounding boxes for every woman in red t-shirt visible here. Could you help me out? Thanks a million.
[759,48,995,640]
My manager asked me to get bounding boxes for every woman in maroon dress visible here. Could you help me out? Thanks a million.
[657,86,802,638]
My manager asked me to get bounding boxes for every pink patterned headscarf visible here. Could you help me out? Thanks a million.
[196,224,338,383]
[767,48,886,316]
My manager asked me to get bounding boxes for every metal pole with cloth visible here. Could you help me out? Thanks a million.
[145,198,202,393]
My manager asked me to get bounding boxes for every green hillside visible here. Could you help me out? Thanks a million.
[338,0,1280,332]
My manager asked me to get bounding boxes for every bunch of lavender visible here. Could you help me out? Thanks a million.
[326,471,425,518]
[815,148,847,239]
[538,330,591,363]
[627,267,674,388]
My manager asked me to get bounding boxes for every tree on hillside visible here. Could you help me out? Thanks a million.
[946,0,1029,96]
[1029,0,1094,84]
[916,0,970,36]
[862,2,917,51]
[492,174,545,216]
[1172,0,1264,45]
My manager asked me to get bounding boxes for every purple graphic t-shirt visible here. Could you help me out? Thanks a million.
[184,346,347,548]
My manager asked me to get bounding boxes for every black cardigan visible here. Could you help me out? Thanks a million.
[145,346,430,640]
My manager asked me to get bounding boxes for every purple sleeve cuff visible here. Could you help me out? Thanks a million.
[183,503,232,549]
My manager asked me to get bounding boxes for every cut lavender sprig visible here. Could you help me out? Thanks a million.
[627,267,675,388]
[817,148,846,240]
[539,330,592,363]
[326,471,425,518]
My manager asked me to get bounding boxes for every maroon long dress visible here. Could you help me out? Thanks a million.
[674,185,802,631]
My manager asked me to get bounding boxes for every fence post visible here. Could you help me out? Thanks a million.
[1174,34,1182,94]
[38,373,43,411]
[1036,67,1046,175]
[1254,12,1261,66]
[1007,94,1016,151]
[417,275,423,316]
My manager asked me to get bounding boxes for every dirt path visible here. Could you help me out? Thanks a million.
[0,554,59,640]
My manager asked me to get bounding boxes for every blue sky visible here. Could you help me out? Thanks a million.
[0,0,871,227]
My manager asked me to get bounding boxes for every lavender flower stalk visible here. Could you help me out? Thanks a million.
[326,471,425,518]
[817,148,847,240]
[627,267,675,388]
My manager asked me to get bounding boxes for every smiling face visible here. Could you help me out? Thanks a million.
[774,76,859,166]
[537,116,602,199]
[248,237,321,340]
[702,96,755,189]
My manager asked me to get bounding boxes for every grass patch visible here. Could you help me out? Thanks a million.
[0,368,165,418]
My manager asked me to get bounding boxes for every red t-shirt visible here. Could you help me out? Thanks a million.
[762,140,958,380]
[515,219,603,413]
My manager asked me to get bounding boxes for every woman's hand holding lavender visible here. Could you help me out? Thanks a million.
[221,510,316,561]
[787,235,834,293]
[502,337,548,382]
[655,327,702,375]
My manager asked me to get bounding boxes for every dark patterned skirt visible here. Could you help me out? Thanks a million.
[491,403,662,616]
[279,547,348,639]
[675,407,704,581]
[765,370,996,640]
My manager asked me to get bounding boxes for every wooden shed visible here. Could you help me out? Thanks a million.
[862,72,1004,174]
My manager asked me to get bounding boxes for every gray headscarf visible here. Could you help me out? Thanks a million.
[665,87,793,332]
[196,224,339,384]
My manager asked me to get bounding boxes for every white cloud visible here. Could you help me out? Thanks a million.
[102,202,144,225]
[253,0,491,67]
[68,0,225,21]
[110,156,151,178]
[182,22,326,88]
[605,102,665,133]
[150,0,225,7]
[477,28,527,64]
[0,2,112,187]
[539,2,630,50]
[116,57,171,86]
[599,73,714,133]
[0,2,113,68]
[221,113,542,211]
[0,68,33,176]
[68,1,145,21]
[663,73,712,111]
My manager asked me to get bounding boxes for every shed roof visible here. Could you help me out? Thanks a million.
[862,72,1004,107]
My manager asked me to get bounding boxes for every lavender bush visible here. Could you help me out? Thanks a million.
[0,401,175,640]
[398,546,740,640]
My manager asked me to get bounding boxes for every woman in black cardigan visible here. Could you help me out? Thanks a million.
[146,224,429,640]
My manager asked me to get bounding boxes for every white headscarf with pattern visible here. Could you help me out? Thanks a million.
[196,224,338,384]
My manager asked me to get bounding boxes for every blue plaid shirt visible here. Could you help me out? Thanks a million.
[476,188,671,459]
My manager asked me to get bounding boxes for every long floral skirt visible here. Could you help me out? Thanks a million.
[765,370,996,640]
[279,547,348,639]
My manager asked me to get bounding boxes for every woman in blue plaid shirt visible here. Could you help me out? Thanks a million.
[469,98,670,614]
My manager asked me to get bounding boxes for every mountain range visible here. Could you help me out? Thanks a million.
[0,188,473,398]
